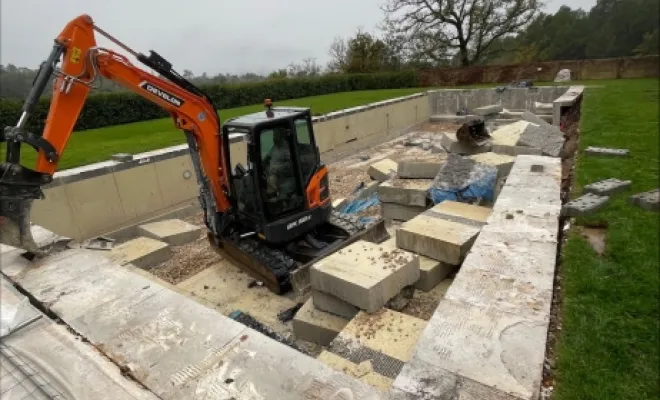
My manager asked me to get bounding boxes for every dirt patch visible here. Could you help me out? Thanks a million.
[149,217,223,285]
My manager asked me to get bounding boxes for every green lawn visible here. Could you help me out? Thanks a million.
[5,88,426,170]
[554,78,659,400]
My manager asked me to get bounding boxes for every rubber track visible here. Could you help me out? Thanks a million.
[236,211,370,285]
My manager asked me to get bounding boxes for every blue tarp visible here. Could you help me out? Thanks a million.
[335,192,380,225]
[428,168,497,205]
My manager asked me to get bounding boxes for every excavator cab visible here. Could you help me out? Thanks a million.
[222,101,331,245]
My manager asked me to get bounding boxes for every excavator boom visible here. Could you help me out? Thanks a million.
[0,14,232,252]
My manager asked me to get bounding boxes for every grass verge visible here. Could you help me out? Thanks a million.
[5,87,426,170]
[554,78,659,400]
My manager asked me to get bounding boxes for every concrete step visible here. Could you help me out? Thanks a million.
[310,240,420,313]
[396,201,492,265]
[106,236,170,269]
[137,219,202,246]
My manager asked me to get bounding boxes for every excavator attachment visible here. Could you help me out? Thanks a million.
[0,197,39,253]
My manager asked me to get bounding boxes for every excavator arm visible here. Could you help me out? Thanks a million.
[0,14,232,252]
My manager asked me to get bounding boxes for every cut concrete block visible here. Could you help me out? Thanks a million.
[429,114,468,123]
[397,160,444,179]
[397,201,491,265]
[356,180,380,200]
[137,218,202,246]
[327,309,427,379]
[107,236,170,268]
[473,104,503,116]
[310,240,420,313]
[378,179,431,207]
[629,188,659,211]
[583,178,632,196]
[440,132,491,155]
[368,158,398,182]
[562,193,609,217]
[381,202,427,221]
[517,122,565,158]
[415,256,455,292]
[292,298,348,346]
[312,289,359,319]
[584,146,630,157]
[317,350,394,392]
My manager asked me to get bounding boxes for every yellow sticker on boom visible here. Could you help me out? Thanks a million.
[70,47,82,64]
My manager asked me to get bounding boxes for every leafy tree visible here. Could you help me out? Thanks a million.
[380,0,542,66]
[327,30,393,73]
[635,29,659,55]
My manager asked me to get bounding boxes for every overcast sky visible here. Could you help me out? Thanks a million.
[1,0,596,75]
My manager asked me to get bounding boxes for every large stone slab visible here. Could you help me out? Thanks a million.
[397,160,444,179]
[400,298,548,400]
[381,202,427,221]
[396,201,492,265]
[107,236,170,268]
[378,179,431,207]
[368,158,398,182]
[2,247,384,400]
[292,298,349,346]
[137,219,202,246]
[328,309,427,379]
[490,120,543,156]
[310,240,420,313]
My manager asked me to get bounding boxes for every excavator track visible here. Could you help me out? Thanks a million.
[213,210,389,295]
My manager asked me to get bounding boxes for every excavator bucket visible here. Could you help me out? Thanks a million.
[0,197,39,253]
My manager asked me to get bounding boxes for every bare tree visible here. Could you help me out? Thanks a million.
[381,0,542,66]
[327,37,348,73]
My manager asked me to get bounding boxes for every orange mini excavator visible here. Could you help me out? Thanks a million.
[0,14,386,293]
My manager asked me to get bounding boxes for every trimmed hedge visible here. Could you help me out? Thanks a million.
[0,71,418,134]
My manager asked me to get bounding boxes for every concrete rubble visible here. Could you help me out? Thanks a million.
[368,158,398,182]
[396,201,492,265]
[489,120,543,156]
[562,192,610,216]
[106,236,171,268]
[517,122,565,158]
[440,132,491,155]
[310,240,420,313]
[584,178,632,196]
[629,188,659,211]
[137,218,202,246]
[584,146,630,157]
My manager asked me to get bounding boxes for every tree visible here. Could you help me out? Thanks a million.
[288,58,322,77]
[327,30,391,73]
[634,29,659,56]
[327,37,348,73]
[380,0,542,66]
